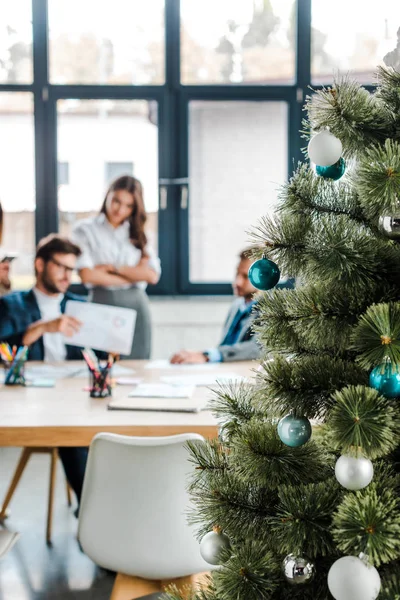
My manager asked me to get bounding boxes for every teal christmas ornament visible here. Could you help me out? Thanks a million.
[369,359,400,398]
[248,257,280,291]
[278,415,312,448]
[316,158,346,180]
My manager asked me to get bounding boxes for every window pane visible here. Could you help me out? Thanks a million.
[0,0,33,83]
[0,93,35,290]
[181,0,295,85]
[311,0,400,84]
[189,101,287,283]
[57,100,159,260]
[48,0,165,85]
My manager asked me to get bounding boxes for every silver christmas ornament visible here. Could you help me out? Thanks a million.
[335,455,374,491]
[282,553,315,585]
[199,529,231,565]
[378,212,400,239]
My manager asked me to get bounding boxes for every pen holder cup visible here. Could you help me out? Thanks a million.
[3,359,26,386]
[89,367,112,398]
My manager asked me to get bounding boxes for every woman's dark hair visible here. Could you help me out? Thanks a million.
[0,201,3,245]
[101,175,147,252]
[35,234,82,262]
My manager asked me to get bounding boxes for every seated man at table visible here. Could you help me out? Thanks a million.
[0,234,87,515]
[171,250,261,364]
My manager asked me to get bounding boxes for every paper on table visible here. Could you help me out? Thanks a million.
[145,359,214,370]
[128,383,195,398]
[25,364,87,380]
[160,372,246,387]
[64,301,137,355]
[108,396,206,413]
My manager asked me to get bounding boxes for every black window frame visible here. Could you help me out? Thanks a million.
[1,0,318,295]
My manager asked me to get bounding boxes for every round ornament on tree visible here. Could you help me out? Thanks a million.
[327,555,381,600]
[316,157,346,180]
[199,528,231,565]
[378,211,400,239]
[370,359,400,398]
[248,257,280,291]
[307,130,342,166]
[282,553,315,585]
[277,415,312,448]
[334,455,373,491]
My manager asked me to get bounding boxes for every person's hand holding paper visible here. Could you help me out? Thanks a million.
[63,301,137,355]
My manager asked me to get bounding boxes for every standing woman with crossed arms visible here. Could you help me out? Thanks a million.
[71,176,160,358]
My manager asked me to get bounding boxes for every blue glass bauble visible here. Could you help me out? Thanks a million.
[277,415,312,448]
[369,361,400,398]
[248,258,280,291]
[316,157,346,180]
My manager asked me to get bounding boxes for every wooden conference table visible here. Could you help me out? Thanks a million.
[0,360,255,447]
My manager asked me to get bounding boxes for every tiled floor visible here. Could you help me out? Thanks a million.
[0,447,117,599]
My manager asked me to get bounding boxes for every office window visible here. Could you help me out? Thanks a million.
[311,0,400,84]
[0,0,33,84]
[181,0,296,85]
[0,93,35,289]
[57,100,159,254]
[188,100,288,283]
[105,162,134,184]
[48,0,165,85]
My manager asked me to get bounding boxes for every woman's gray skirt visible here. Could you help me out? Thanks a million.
[91,287,151,359]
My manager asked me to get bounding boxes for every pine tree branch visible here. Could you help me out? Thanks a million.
[353,139,400,221]
[272,481,342,557]
[327,385,400,459]
[278,162,366,224]
[332,486,400,566]
[230,421,331,489]
[213,544,280,600]
[304,75,394,157]
[188,473,277,543]
[352,302,400,368]
[248,213,308,276]
[257,354,368,419]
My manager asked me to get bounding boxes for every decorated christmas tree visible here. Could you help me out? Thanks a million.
[167,64,400,600]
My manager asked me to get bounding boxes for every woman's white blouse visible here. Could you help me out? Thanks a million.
[71,214,161,290]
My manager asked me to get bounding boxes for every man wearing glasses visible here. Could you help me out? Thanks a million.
[0,234,86,515]
[0,234,83,358]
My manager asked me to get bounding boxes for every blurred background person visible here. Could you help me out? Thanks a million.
[71,175,161,359]
[0,201,12,296]
[170,249,260,364]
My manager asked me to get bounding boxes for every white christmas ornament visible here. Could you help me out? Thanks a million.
[308,130,342,167]
[335,454,373,491]
[328,555,381,600]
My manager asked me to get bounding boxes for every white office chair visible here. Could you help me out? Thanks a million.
[78,433,212,600]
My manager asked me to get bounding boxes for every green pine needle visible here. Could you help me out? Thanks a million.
[213,544,280,600]
[327,385,400,459]
[352,302,400,368]
[230,421,330,489]
[354,138,400,221]
[272,481,341,557]
[333,486,400,566]
[258,354,368,419]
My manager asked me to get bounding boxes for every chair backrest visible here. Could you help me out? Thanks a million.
[78,432,211,580]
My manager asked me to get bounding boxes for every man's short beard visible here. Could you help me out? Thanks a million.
[41,267,62,294]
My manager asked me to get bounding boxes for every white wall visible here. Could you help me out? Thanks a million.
[149,296,233,358]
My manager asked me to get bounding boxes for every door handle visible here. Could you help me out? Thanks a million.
[180,185,188,210]
[159,185,167,210]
